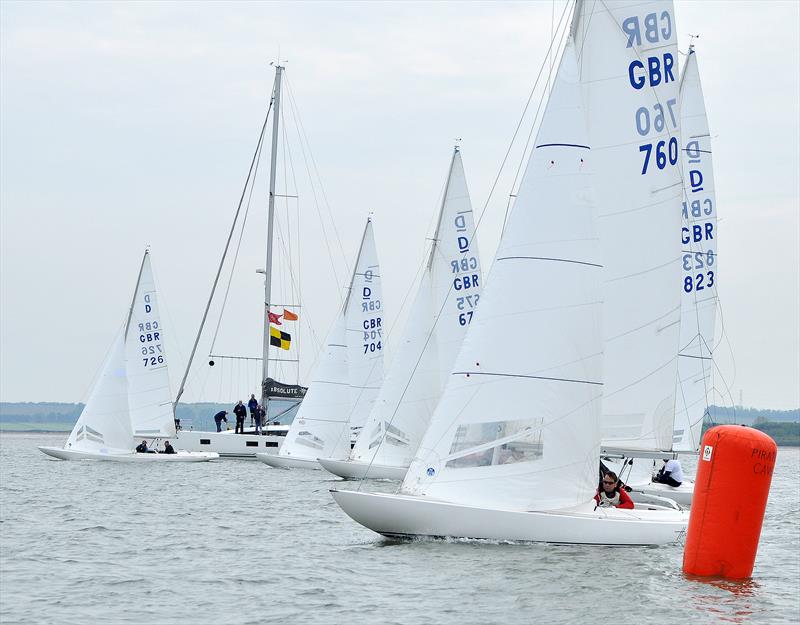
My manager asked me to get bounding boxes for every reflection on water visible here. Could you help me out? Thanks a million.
[686,577,760,624]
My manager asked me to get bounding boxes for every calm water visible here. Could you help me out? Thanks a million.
[1,433,798,625]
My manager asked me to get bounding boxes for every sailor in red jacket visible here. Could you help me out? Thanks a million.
[594,471,634,509]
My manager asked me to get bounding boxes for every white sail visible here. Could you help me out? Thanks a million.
[350,148,482,470]
[274,218,383,462]
[276,314,351,459]
[573,0,683,453]
[65,332,134,453]
[401,40,603,511]
[338,218,385,454]
[673,47,717,452]
[124,251,176,438]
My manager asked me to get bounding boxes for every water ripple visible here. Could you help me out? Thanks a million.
[1,433,798,625]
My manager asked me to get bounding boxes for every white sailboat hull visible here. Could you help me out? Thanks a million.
[175,426,287,458]
[330,490,688,546]
[631,481,695,507]
[254,453,322,470]
[38,446,219,462]
[318,457,407,480]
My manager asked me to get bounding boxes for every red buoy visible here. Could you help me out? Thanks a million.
[683,424,777,579]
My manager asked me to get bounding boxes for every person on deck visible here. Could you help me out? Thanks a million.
[135,441,149,453]
[162,441,176,454]
[594,471,634,509]
[213,410,228,433]
[254,404,265,435]
[233,401,247,434]
[248,394,259,428]
[653,458,684,487]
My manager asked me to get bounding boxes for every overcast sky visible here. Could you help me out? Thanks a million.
[1,1,798,410]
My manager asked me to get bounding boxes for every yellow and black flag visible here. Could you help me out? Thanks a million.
[269,325,291,351]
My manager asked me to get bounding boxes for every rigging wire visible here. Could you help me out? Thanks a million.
[478,0,573,235]
[173,94,273,406]
[284,74,350,279]
[208,113,267,355]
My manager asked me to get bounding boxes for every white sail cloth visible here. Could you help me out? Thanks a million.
[276,314,350,459]
[343,219,385,437]
[401,39,603,512]
[64,251,175,453]
[349,149,482,471]
[573,0,684,453]
[65,333,133,453]
[673,48,717,452]
[126,252,175,438]
[276,218,385,462]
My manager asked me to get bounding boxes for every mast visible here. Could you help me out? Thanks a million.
[426,145,458,271]
[124,249,149,340]
[261,64,284,412]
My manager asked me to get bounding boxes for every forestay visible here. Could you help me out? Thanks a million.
[673,47,717,452]
[573,0,684,453]
[401,40,603,511]
[125,251,176,438]
[350,148,482,470]
[65,333,133,453]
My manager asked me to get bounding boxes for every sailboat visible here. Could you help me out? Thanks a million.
[174,64,310,458]
[601,44,718,508]
[319,146,483,480]
[331,0,689,545]
[256,217,385,470]
[39,251,219,462]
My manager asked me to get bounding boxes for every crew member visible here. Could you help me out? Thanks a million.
[594,471,634,509]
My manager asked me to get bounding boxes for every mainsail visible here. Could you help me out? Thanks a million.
[125,251,176,438]
[342,218,385,443]
[573,0,684,453]
[401,39,603,511]
[349,147,482,471]
[276,218,385,462]
[673,47,717,452]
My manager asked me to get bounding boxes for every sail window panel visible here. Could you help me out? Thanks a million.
[445,419,544,469]
[295,432,325,450]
